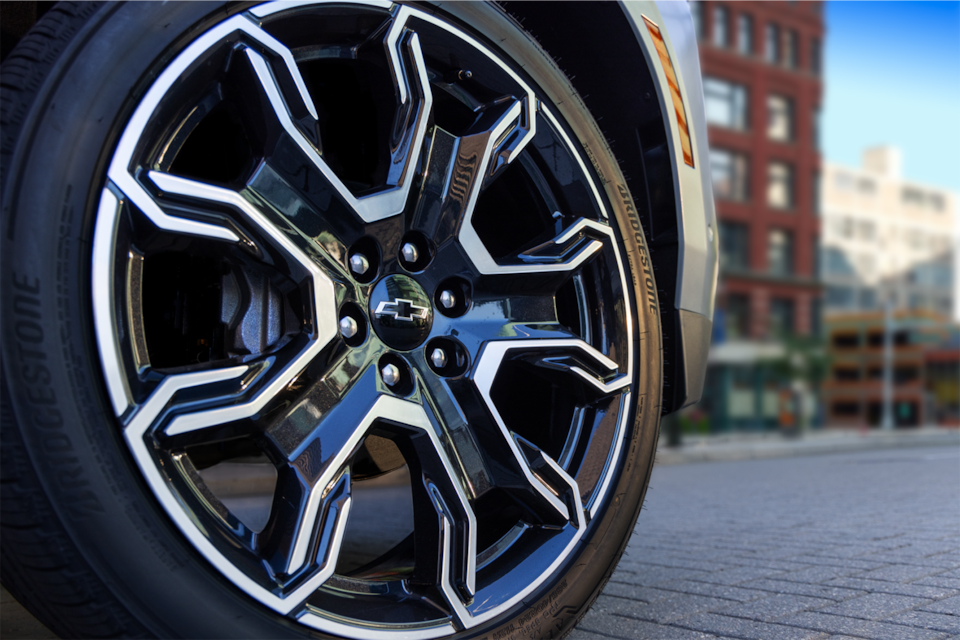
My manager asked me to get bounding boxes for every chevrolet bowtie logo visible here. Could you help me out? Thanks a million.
[374,298,429,322]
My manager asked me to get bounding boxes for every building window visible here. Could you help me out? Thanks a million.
[767,161,793,209]
[711,149,750,201]
[856,220,876,241]
[784,29,799,68]
[719,221,749,270]
[810,297,822,338]
[812,107,821,149]
[812,172,821,216]
[704,77,748,130]
[859,288,877,310]
[833,172,854,191]
[929,193,945,211]
[727,293,751,339]
[713,6,729,47]
[826,286,855,309]
[769,297,794,337]
[768,229,793,275]
[765,23,780,63]
[737,14,753,55]
[810,37,822,75]
[767,94,793,141]
[823,247,854,276]
[902,188,924,205]
[857,178,876,195]
[690,2,703,40]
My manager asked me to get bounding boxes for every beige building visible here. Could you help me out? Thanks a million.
[821,147,956,319]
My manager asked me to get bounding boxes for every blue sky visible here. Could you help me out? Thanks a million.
[824,1,960,190]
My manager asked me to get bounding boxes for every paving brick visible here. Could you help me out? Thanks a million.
[690,566,791,586]
[640,557,740,573]
[857,564,948,583]
[674,613,827,640]
[738,579,867,602]
[825,576,960,599]
[859,553,960,570]
[726,557,819,572]
[779,612,949,640]
[579,610,725,639]
[656,579,767,603]
[777,565,866,584]
[915,577,960,591]
[886,611,960,634]
[787,554,890,571]
[919,594,960,615]
[816,593,932,620]
[595,593,731,624]
[716,594,834,622]
[611,565,711,587]
[564,630,615,640]
[600,582,679,604]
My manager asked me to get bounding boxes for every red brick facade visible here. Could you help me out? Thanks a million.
[698,1,824,339]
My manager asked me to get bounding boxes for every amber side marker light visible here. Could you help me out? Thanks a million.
[642,15,694,168]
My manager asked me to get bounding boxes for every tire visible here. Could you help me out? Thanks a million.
[1,2,663,638]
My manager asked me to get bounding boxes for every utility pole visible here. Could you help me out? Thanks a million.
[881,297,894,430]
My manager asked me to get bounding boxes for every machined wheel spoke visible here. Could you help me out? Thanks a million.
[467,338,631,527]
[258,464,352,582]
[393,423,477,609]
[239,9,432,225]
[127,171,341,442]
[517,218,610,267]
[412,99,525,248]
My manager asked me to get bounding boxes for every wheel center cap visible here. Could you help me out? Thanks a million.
[369,275,433,350]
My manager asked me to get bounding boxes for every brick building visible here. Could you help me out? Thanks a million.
[823,311,960,427]
[692,1,825,430]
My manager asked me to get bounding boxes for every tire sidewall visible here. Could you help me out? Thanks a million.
[1,2,663,638]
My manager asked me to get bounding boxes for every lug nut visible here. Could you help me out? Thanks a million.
[439,290,456,309]
[349,253,369,275]
[430,348,447,370]
[339,316,358,339]
[401,242,420,264]
[381,364,401,387]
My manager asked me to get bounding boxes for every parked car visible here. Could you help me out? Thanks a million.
[0,2,716,638]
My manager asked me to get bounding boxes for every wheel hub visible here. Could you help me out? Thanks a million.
[369,274,433,350]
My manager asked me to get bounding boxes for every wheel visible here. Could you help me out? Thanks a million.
[1,2,663,638]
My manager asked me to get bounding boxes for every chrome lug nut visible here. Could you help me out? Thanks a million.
[430,348,447,370]
[349,253,369,275]
[381,364,401,387]
[339,316,358,339]
[439,290,456,309]
[401,242,419,264]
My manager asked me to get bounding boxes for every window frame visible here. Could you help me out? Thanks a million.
[766,161,794,210]
[711,148,751,202]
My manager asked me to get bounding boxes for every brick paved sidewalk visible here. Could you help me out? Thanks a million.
[571,446,960,640]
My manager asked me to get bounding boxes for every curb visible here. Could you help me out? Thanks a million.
[655,429,960,465]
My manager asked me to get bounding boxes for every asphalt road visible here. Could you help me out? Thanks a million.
[3,445,958,639]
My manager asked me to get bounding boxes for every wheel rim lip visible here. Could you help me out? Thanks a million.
[90,1,638,635]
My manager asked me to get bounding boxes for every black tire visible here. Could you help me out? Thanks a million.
[1,2,663,639]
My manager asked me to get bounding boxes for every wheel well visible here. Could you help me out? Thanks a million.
[499,1,687,414]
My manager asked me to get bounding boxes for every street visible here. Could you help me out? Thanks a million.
[2,445,957,639]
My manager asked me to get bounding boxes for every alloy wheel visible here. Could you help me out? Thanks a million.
[92,2,635,635]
